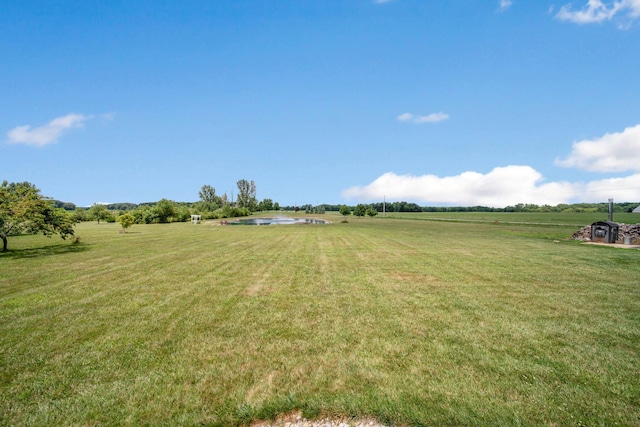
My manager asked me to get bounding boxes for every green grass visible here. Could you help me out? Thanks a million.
[384,210,640,227]
[1,215,639,426]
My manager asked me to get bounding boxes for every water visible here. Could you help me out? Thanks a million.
[229,217,329,225]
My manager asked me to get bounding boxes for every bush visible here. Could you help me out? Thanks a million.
[220,205,251,218]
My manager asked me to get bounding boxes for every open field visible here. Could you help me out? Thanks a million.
[383,211,640,227]
[1,214,639,426]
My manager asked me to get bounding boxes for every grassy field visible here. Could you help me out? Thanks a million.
[383,210,640,227]
[1,213,639,426]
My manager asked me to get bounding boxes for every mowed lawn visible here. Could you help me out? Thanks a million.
[1,216,639,426]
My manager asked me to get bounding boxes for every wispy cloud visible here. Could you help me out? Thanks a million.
[398,112,450,124]
[555,0,640,26]
[555,124,640,172]
[498,0,513,11]
[6,113,94,147]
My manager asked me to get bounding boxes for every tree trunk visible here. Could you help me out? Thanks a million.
[1,235,7,252]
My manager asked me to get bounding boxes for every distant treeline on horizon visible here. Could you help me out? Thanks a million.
[52,200,640,214]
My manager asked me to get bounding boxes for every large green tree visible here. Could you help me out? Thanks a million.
[0,181,77,252]
[153,199,176,223]
[339,205,352,217]
[353,204,367,217]
[199,185,217,203]
[236,179,257,212]
[88,203,111,224]
[197,184,222,212]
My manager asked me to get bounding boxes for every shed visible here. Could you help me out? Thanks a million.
[591,221,619,243]
[633,205,640,213]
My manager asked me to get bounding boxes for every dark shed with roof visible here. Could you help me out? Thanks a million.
[591,221,619,243]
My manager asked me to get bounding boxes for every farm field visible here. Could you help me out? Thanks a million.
[384,211,640,227]
[1,214,639,426]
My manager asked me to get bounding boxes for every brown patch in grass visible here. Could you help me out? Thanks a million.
[246,371,276,403]
[244,284,264,297]
[391,272,438,283]
[243,271,272,296]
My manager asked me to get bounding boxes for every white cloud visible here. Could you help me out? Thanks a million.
[555,0,640,25]
[342,166,581,207]
[343,123,640,207]
[583,174,640,200]
[341,166,640,207]
[6,113,94,147]
[555,124,640,172]
[397,112,450,124]
[499,0,513,11]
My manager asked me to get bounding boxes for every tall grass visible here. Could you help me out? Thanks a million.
[1,217,639,426]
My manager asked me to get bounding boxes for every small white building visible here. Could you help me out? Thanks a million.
[190,214,202,224]
[633,205,640,213]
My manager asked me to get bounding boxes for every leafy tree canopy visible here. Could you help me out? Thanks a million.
[236,179,257,212]
[257,198,274,212]
[197,185,223,212]
[339,205,351,217]
[0,181,77,252]
[353,204,367,217]
[153,199,177,223]
[199,185,217,204]
[117,212,135,231]
[88,203,112,224]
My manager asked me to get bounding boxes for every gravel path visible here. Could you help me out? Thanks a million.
[250,412,388,427]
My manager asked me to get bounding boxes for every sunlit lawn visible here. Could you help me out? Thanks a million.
[1,214,639,426]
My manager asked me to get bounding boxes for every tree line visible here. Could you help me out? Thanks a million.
[75,179,278,225]
[68,200,640,225]
[0,179,271,251]
[301,201,639,214]
[4,177,639,252]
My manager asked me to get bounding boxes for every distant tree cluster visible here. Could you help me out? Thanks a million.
[192,180,262,219]
[299,201,640,214]
[421,202,639,213]
[256,198,279,212]
[302,204,325,214]
[352,204,378,218]
[52,200,77,210]
[63,178,281,225]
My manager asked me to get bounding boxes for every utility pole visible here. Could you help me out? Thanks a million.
[383,195,386,218]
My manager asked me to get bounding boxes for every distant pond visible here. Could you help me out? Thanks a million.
[229,217,330,225]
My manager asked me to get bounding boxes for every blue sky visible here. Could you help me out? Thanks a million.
[2,0,640,208]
